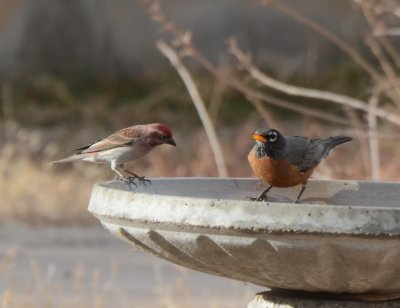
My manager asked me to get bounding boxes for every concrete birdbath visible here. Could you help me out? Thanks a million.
[88,178,400,307]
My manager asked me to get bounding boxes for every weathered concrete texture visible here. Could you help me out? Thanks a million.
[248,291,400,308]
[88,178,400,297]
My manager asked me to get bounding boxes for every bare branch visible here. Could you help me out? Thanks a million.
[260,0,383,82]
[188,47,351,126]
[360,0,400,67]
[368,93,380,180]
[364,34,400,105]
[157,40,228,177]
[374,28,400,36]
[342,108,370,178]
[141,0,350,126]
[228,39,400,128]
[247,96,279,128]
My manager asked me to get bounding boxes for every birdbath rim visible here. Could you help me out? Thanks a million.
[88,177,400,237]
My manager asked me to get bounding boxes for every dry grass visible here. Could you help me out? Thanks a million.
[0,117,390,226]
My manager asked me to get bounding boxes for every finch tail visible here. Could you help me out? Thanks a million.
[50,154,89,164]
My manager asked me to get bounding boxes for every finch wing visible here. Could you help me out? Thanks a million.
[286,137,326,172]
[79,126,142,153]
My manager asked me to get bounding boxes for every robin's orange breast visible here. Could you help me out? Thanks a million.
[248,149,315,188]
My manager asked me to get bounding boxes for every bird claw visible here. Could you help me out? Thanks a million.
[115,174,151,188]
[247,195,267,202]
[116,177,137,188]
[127,176,152,186]
[127,177,138,187]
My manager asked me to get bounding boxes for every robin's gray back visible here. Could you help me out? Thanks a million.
[285,135,352,172]
[285,137,325,172]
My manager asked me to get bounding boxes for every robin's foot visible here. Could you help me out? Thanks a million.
[294,183,307,204]
[247,195,268,202]
[248,185,272,202]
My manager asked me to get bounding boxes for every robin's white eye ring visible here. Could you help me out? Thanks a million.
[268,132,277,142]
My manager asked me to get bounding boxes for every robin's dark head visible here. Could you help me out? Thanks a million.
[252,128,287,159]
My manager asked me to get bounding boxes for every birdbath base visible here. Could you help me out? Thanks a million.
[88,178,400,304]
[248,290,400,308]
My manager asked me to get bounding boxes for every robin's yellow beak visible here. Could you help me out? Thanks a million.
[252,134,267,143]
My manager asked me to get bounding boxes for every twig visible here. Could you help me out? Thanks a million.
[228,39,400,127]
[157,40,228,177]
[342,108,370,178]
[247,96,278,128]
[260,0,382,82]
[189,47,350,126]
[209,57,228,123]
[360,0,400,67]
[141,0,350,126]
[375,27,400,36]
[368,92,380,180]
[364,33,400,105]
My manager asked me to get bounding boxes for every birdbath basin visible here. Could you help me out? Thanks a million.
[88,178,400,302]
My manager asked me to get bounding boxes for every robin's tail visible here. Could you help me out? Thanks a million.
[322,136,353,150]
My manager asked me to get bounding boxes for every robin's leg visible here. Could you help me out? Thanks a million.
[249,185,273,202]
[295,182,307,204]
[124,169,151,185]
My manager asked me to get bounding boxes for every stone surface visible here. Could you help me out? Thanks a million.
[248,291,400,308]
[88,178,400,297]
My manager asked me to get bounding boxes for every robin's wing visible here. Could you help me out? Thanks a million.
[79,126,142,153]
[286,137,327,172]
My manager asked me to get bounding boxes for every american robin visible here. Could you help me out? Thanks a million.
[248,128,352,203]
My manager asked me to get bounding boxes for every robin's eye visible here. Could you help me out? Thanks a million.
[268,132,278,143]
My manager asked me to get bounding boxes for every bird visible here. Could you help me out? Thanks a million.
[51,123,176,184]
[248,128,352,203]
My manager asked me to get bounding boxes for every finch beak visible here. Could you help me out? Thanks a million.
[252,134,267,143]
[165,138,176,146]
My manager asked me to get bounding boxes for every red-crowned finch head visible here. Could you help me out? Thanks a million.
[147,123,176,147]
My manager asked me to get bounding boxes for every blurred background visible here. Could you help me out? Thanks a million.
[1,0,399,306]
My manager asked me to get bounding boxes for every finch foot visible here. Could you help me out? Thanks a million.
[116,177,137,189]
[127,175,151,186]
[123,169,151,185]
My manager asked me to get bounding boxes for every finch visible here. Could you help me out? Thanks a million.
[52,123,176,183]
[248,128,352,203]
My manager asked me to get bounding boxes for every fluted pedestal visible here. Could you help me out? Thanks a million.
[248,290,400,308]
[88,178,400,304]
